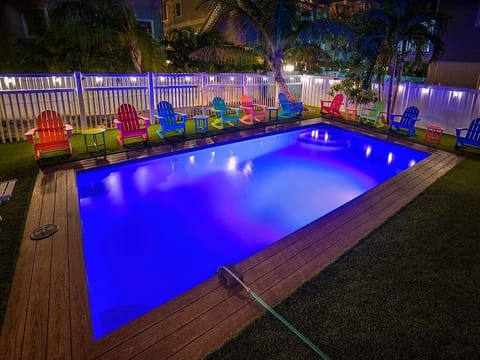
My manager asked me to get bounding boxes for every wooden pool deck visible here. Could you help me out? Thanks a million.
[0,119,463,359]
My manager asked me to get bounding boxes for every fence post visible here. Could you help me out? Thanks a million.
[148,72,155,122]
[201,73,206,114]
[74,71,87,130]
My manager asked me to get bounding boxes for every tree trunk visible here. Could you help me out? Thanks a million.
[386,56,397,124]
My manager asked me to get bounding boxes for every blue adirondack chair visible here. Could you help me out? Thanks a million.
[278,92,303,119]
[155,101,187,139]
[389,105,420,136]
[210,97,240,129]
[455,117,480,150]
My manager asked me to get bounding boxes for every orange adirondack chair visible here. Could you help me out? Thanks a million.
[240,95,268,125]
[114,104,150,146]
[25,110,73,160]
[320,93,344,117]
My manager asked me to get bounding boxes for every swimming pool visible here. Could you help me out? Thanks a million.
[77,123,429,339]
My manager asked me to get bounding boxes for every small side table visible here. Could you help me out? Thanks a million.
[345,107,357,121]
[193,115,209,133]
[425,124,445,144]
[82,128,106,154]
[267,107,279,121]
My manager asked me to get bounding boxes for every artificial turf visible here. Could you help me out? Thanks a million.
[1,111,479,359]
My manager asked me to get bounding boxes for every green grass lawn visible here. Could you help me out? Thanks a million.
[1,111,479,359]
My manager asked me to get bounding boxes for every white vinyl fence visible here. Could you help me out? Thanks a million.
[0,72,479,142]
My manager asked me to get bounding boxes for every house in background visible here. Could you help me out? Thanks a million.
[161,0,213,34]
[427,0,480,89]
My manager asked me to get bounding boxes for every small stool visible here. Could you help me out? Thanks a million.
[267,107,279,121]
[345,107,357,121]
[425,124,445,144]
[82,128,106,154]
[193,115,209,133]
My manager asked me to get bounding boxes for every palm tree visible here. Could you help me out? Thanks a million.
[357,0,448,121]
[194,0,346,95]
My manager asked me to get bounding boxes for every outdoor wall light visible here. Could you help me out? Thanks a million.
[284,64,294,72]
[451,90,462,99]
[4,77,15,87]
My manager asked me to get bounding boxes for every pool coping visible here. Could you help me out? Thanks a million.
[0,118,464,359]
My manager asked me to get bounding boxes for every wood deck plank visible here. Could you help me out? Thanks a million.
[47,170,71,359]
[21,171,55,359]
[0,172,44,360]
[67,169,93,360]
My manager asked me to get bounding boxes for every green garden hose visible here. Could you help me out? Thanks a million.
[218,265,330,360]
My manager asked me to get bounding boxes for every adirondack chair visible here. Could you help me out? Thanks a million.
[113,104,150,146]
[210,97,240,129]
[0,178,17,204]
[25,110,73,160]
[278,92,303,119]
[155,101,187,139]
[389,105,420,136]
[320,93,344,117]
[455,117,480,150]
[240,95,268,125]
[359,101,385,127]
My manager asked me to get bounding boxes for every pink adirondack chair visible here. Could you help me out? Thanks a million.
[25,110,73,160]
[114,104,150,146]
[240,95,268,125]
[320,93,344,117]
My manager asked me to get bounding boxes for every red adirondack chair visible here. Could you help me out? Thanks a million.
[25,110,73,160]
[114,104,150,145]
[320,93,344,117]
[240,95,268,125]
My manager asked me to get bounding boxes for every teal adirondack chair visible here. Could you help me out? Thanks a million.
[210,97,240,129]
[155,101,187,139]
[359,101,385,127]
[278,92,303,119]
[455,117,480,150]
[389,105,420,136]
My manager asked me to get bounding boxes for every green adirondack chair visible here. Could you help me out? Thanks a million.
[211,97,240,129]
[359,101,385,127]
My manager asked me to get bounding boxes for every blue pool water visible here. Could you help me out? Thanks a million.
[77,124,429,339]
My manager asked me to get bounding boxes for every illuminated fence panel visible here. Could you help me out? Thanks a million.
[152,73,204,117]
[1,72,479,143]
[81,74,150,129]
[0,74,79,142]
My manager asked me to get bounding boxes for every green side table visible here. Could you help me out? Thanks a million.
[82,128,106,154]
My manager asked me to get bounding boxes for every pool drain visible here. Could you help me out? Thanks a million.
[30,224,58,240]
